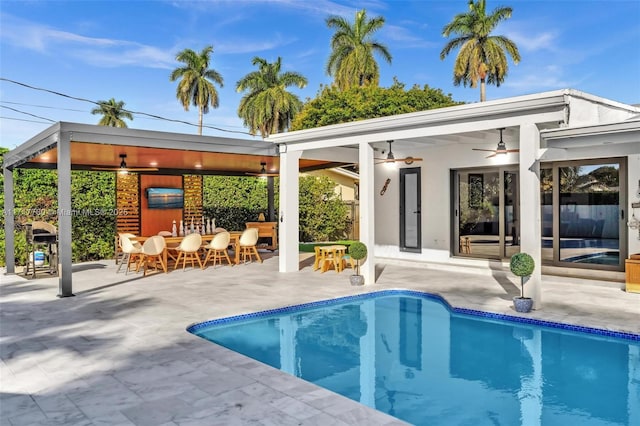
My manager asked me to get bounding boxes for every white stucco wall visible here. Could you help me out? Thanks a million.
[375,141,523,264]
[375,134,640,270]
[567,94,640,126]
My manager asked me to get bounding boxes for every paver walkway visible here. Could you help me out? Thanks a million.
[2,255,638,425]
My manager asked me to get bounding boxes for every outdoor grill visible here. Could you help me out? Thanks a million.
[25,221,58,277]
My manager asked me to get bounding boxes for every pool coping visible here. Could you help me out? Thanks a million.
[187,289,640,342]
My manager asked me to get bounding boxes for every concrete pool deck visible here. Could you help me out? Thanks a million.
[2,254,639,425]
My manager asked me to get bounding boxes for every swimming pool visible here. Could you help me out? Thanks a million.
[188,290,640,426]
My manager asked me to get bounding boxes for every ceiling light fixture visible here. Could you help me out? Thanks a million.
[91,153,159,173]
[245,161,279,177]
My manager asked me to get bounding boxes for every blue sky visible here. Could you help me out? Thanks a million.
[1,0,639,149]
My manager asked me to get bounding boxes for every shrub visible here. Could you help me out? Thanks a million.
[510,253,535,277]
[348,241,367,275]
[510,252,535,298]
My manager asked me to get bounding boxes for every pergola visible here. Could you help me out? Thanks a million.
[3,122,351,296]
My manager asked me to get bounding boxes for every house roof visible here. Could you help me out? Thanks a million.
[266,89,640,152]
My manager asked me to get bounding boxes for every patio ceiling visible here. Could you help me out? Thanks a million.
[4,122,346,175]
[21,142,335,175]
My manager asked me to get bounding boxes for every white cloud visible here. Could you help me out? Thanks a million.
[0,13,175,69]
[504,68,574,92]
[169,0,357,18]
[507,30,557,52]
[215,34,297,54]
[384,24,438,49]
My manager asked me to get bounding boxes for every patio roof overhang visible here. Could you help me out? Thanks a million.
[2,122,346,174]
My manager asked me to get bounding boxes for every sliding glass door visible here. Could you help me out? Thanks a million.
[454,168,518,259]
[541,159,626,270]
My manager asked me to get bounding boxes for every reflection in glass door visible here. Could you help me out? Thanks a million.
[559,163,621,266]
[540,159,625,271]
[504,171,520,258]
[456,169,517,259]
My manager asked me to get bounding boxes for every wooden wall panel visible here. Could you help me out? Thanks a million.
[140,175,183,236]
[183,175,203,231]
[116,173,140,235]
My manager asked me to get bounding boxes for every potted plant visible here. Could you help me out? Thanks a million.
[348,241,367,286]
[510,252,535,313]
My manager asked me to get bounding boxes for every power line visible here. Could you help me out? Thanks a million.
[0,77,253,136]
[0,100,86,113]
[0,116,53,125]
[0,105,56,122]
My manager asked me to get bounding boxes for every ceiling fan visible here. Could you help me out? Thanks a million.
[375,140,423,165]
[92,154,159,173]
[245,161,279,177]
[472,128,519,158]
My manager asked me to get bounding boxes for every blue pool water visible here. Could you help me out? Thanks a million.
[188,291,640,426]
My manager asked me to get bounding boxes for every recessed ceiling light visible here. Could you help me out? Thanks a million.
[195,164,202,169]
[150,161,158,167]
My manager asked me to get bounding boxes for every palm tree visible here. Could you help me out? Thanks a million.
[90,98,133,127]
[440,0,520,101]
[326,9,392,90]
[169,45,224,135]
[236,57,307,138]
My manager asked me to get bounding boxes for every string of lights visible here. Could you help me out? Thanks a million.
[0,77,253,136]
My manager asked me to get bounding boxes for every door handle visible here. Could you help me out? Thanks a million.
[413,210,421,214]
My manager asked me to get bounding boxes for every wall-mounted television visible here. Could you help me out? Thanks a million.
[145,187,184,209]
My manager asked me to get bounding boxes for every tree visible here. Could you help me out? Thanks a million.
[170,45,224,135]
[291,80,462,130]
[440,0,520,101]
[326,9,392,90]
[236,57,307,138]
[299,176,350,242]
[90,98,133,127]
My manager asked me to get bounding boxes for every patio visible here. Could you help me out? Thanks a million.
[2,255,638,425]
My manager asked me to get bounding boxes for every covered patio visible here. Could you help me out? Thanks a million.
[2,122,357,296]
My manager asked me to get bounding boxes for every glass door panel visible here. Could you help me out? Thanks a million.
[504,171,519,258]
[458,171,500,258]
[540,168,553,263]
[558,163,620,266]
[400,168,421,252]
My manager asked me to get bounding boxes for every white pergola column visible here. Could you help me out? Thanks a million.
[519,124,542,308]
[359,142,376,285]
[278,149,302,272]
[57,132,74,297]
[3,167,15,274]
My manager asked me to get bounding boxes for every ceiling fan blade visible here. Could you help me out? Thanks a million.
[485,153,497,159]
[245,172,279,177]
[472,148,496,152]
[126,167,159,171]
[375,157,424,165]
[505,149,520,153]
[91,166,158,172]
